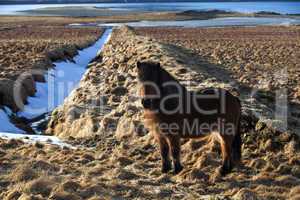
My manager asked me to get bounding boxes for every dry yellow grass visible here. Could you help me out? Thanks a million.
[0,23,102,118]
[136,26,300,101]
[0,22,299,200]
[42,26,300,199]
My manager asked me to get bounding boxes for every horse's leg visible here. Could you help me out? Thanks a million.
[219,135,234,176]
[231,121,242,164]
[167,136,183,174]
[155,134,172,173]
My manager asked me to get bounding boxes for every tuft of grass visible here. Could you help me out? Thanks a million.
[290,186,300,198]
[24,177,56,197]
[10,164,37,182]
[49,191,82,200]
[3,190,21,200]
[233,188,259,200]
[34,142,44,149]
[30,160,59,172]
[87,196,107,200]
[0,139,23,150]
[15,193,44,200]
[78,184,105,199]
[60,181,81,193]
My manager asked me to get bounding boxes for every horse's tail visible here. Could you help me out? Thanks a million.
[232,98,242,163]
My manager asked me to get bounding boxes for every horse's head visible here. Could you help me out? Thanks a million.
[137,61,161,110]
[136,61,161,83]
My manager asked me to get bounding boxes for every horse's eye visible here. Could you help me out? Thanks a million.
[142,99,152,109]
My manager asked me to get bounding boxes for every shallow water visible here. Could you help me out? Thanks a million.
[70,17,300,28]
[0,2,300,15]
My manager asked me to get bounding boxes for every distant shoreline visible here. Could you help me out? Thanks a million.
[2,0,300,5]
[1,2,300,17]
[14,7,300,19]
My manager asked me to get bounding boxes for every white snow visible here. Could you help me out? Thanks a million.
[0,28,112,146]
[0,107,24,133]
[0,132,72,148]
[18,28,112,119]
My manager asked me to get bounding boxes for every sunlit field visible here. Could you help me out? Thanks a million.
[0,1,299,199]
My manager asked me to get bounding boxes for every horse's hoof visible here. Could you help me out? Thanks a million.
[173,164,183,174]
[161,162,172,173]
[218,165,231,176]
[161,167,171,173]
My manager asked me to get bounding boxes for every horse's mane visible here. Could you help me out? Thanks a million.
[139,62,188,112]
[157,66,187,97]
[157,67,177,84]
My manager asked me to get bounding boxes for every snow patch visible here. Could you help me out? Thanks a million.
[0,107,24,133]
[18,28,112,119]
[0,132,72,148]
[0,28,112,145]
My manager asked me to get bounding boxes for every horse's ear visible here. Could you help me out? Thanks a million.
[137,61,141,69]
[156,62,161,68]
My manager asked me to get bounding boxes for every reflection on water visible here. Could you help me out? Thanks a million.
[69,17,300,28]
[0,2,300,15]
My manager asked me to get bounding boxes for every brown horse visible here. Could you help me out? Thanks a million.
[137,61,242,175]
